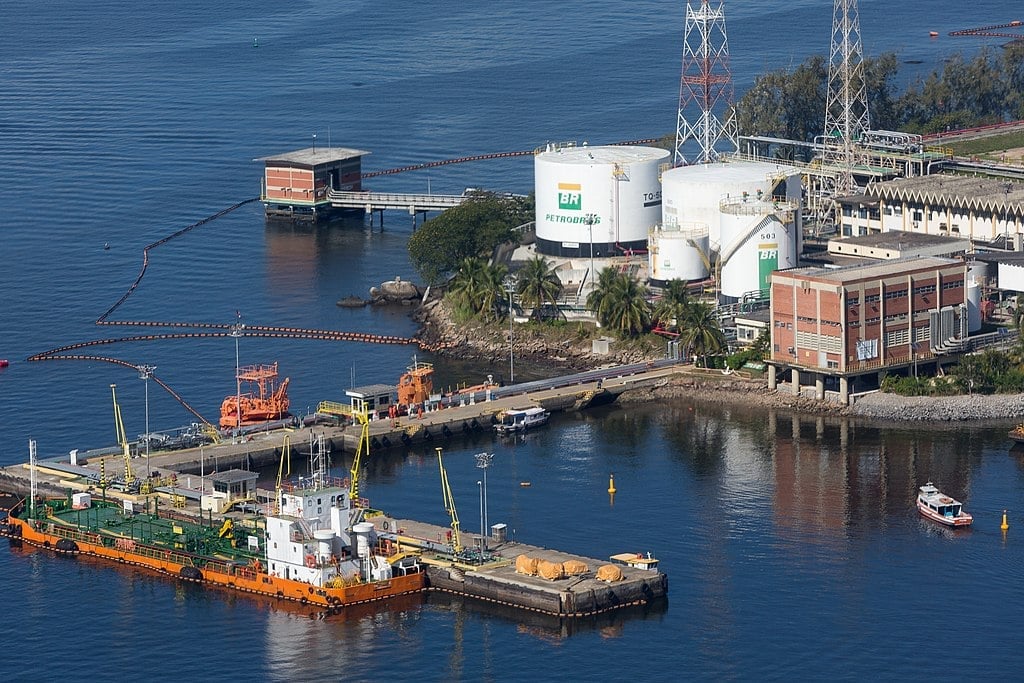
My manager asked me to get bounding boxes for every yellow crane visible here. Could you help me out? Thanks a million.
[349,409,369,503]
[436,447,462,553]
[275,434,292,514]
[110,384,135,488]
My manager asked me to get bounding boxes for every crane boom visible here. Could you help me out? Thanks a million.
[436,447,462,553]
[110,384,135,487]
[349,410,369,502]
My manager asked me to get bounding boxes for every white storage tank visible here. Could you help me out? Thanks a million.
[718,198,798,299]
[966,278,982,332]
[534,144,669,257]
[648,222,710,285]
[661,160,802,244]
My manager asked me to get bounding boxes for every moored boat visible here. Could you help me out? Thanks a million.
[916,482,973,527]
[495,406,549,434]
[1008,423,1024,444]
[0,440,425,611]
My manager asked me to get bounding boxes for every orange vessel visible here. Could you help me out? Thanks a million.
[220,362,291,429]
[397,358,435,408]
[0,468,426,612]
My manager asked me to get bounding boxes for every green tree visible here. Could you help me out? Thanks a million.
[585,267,621,324]
[447,257,508,319]
[408,193,531,284]
[587,269,651,337]
[652,279,691,333]
[515,255,562,320]
[678,302,726,367]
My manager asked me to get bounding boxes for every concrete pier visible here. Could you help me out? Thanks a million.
[392,517,667,617]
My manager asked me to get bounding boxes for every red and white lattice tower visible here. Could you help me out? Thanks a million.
[823,0,871,193]
[674,0,737,166]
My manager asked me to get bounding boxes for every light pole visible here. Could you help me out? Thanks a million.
[503,275,516,384]
[475,452,493,551]
[230,313,245,440]
[584,213,597,290]
[477,480,483,553]
[137,364,156,478]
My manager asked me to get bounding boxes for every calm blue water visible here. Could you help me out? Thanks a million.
[1,1,1021,679]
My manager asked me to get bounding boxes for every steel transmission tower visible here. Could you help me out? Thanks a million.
[823,0,871,194]
[674,0,737,166]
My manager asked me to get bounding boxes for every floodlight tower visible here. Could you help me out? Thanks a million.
[674,0,738,166]
[823,0,871,195]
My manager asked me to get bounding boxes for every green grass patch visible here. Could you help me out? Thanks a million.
[948,131,1024,157]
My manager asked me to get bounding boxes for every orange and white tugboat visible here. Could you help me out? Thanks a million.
[0,436,425,611]
[220,362,291,430]
[917,482,973,527]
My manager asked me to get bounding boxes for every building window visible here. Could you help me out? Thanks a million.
[865,294,880,303]
[827,360,839,369]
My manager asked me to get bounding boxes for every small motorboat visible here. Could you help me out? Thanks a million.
[0,359,8,368]
[495,406,549,435]
[917,483,973,527]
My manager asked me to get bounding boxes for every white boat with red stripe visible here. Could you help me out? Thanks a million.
[917,483,973,527]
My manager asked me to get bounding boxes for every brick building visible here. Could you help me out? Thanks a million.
[767,256,968,404]
[257,147,368,221]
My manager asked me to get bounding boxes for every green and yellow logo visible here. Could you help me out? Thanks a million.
[558,182,582,211]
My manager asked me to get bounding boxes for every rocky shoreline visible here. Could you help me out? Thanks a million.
[412,297,1024,425]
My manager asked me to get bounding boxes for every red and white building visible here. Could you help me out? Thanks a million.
[767,256,968,403]
[257,147,368,221]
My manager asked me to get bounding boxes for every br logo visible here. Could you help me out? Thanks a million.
[557,183,581,211]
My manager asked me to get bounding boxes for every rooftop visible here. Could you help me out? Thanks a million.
[828,231,971,252]
[863,174,1024,209]
[346,383,396,398]
[776,255,963,284]
[256,147,370,166]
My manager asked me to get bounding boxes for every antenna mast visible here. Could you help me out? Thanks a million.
[674,0,738,166]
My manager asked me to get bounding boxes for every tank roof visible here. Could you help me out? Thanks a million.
[662,159,799,182]
[256,147,370,166]
[537,145,669,165]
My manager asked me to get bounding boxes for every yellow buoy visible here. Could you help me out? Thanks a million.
[608,474,616,494]
[1001,509,1009,531]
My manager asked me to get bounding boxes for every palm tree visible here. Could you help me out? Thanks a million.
[586,266,622,325]
[448,258,507,318]
[589,269,651,336]
[652,279,691,333]
[516,255,562,319]
[678,301,727,366]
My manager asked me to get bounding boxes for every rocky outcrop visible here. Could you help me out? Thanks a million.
[413,298,654,370]
[370,276,421,305]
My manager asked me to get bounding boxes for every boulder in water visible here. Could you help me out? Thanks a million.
[337,295,368,308]
[370,275,421,305]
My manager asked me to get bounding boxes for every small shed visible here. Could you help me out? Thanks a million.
[346,383,396,415]
[209,469,258,501]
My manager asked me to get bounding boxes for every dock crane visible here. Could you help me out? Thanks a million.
[349,409,370,503]
[274,434,291,514]
[436,447,462,553]
[110,383,135,489]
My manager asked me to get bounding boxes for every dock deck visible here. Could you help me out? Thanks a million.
[391,517,667,617]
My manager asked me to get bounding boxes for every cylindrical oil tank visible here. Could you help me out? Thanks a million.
[648,222,710,285]
[661,160,802,244]
[534,144,670,258]
[966,278,982,332]
[718,197,799,299]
